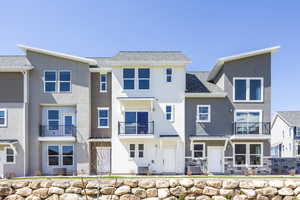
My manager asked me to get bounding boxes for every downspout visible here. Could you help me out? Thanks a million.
[23,70,29,177]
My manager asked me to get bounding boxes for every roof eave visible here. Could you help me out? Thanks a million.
[0,66,34,72]
[207,46,280,81]
[17,44,97,65]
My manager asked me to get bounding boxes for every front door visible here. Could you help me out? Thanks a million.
[96,147,111,174]
[207,146,223,173]
[163,145,176,173]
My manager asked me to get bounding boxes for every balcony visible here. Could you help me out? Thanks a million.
[232,122,271,135]
[118,121,154,138]
[39,125,76,141]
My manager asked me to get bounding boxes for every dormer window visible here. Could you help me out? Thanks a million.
[233,78,263,102]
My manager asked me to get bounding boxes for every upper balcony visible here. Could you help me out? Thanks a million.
[232,122,271,139]
[118,121,154,139]
[39,125,76,142]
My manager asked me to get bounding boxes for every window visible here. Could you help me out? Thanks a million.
[100,74,107,93]
[48,145,74,167]
[62,145,74,166]
[165,105,174,121]
[123,68,135,89]
[138,68,150,89]
[234,143,262,167]
[297,144,300,156]
[166,68,172,82]
[192,143,204,158]
[296,128,300,137]
[59,71,71,92]
[5,147,15,164]
[98,108,109,128]
[197,105,210,122]
[235,111,261,134]
[0,109,7,127]
[48,110,59,131]
[233,78,263,102]
[44,71,56,92]
[44,71,72,93]
[48,145,59,166]
[129,144,135,158]
[138,144,144,158]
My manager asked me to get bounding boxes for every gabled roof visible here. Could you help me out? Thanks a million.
[109,51,191,65]
[18,44,97,65]
[207,46,280,81]
[273,111,300,127]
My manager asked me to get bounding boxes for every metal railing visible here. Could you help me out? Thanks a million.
[232,122,271,135]
[39,125,76,137]
[118,121,154,135]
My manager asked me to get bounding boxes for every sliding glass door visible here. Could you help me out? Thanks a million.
[125,112,148,134]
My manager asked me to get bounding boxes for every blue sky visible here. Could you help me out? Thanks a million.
[0,0,299,113]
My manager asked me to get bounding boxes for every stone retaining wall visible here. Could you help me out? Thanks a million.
[1,179,300,200]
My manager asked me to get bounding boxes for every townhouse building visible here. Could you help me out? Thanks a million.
[271,111,300,158]
[0,45,279,177]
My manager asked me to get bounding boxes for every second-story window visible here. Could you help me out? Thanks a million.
[234,78,263,102]
[197,105,210,122]
[59,71,71,92]
[48,110,59,131]
[166,68,172,82]
[0,109,7,127]
[123,68,135,90]
[44,71,56,92]
[138,68,150,89]
[98,108,109,128]
[100,74,107,93]
[165,105,174,121]
[296,128,300,137]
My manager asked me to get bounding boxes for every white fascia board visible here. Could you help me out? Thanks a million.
[0,66,34,72]
[107,60,192,66]
[185,92,227,98]
[17,44,97,65]
[89,67,112,73]
[207,46,280,81]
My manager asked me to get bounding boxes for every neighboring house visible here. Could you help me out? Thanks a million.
[271,111,300,158]
[185,46,279,174]
[0,44,279,177]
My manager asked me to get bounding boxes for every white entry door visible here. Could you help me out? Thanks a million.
[207,146,223,173]
[96,147,111,174]
[163,146,176,173]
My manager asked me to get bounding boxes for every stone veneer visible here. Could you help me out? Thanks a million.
[0,178,300,200]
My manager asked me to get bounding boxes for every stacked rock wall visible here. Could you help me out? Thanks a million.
[1,179,300,200]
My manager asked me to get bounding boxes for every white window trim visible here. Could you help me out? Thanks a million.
[196,105,211,123]
[0,109,7,127]
[138,144,144,158]
[233,142,263,167]
[4,147,15,164]
[233,77,264,102]
[47,109,60,131]
[99,73,108,93]
[98,107,109,128]
[191,142,205,159]
[234,109,263,122]
[43,70,57,93]
[129,144,136,159]
[129,143,145,160]
[47,144,74,167]
[58,70,72,93]
[166,68,172,83]
[138,68,150,90]
[295,127,300,137]
[123,68,135,90]
[165,105,174,122]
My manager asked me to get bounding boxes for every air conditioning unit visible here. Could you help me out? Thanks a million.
[137,166,149,175]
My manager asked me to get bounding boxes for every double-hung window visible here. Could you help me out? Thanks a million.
[129,144,144,158]
[138,144,144,158]
[44,71,71,92]
[234,143,262,167]
[100,74,107,92]
[197,105,210,122]
[166,68,172,82]
[165,105,174,121]
[59,71,71,92]
[234,78,263,102]
[138,68,150,89]
[0,109,7,127]
[48,110,59,131]
[5,147,15,164]
[192,143,204,158]
[48,145,59,166]
[62,145,74,166]
[123,68,135,90]
[98,108,109,128]
[44,71,56,92]
[296,128,300,137]
[129,144,135,158]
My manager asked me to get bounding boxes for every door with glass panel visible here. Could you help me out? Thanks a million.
[125,112,149,134]
[235,111,261,135]
[63,114,74,136]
